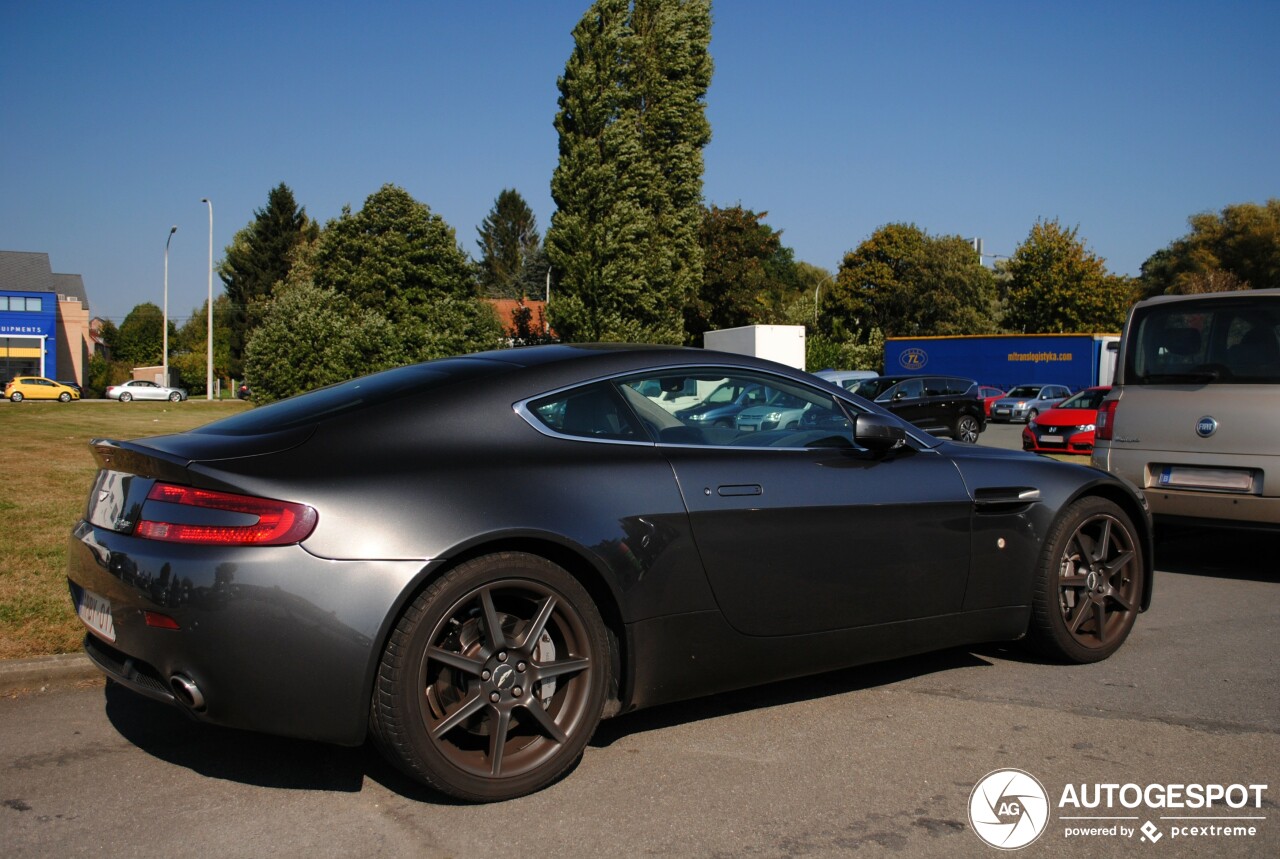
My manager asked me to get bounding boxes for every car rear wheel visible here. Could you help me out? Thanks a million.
[1026,496,1143,663]
[169,391,181,402]
[58,392,71,402]
[10,392,22,402]
[119,392,132,402]
[952,414,981,443]
[372,552,609,802]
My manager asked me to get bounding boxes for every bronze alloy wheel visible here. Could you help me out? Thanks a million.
[1028,496,1143,663]
[374,553,608,802]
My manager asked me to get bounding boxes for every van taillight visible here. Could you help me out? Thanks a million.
[135,483,318,546]
[1095,399,1118,441]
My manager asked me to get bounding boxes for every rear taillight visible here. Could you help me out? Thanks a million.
[1095,399,1118,441]
[136,482,318,546]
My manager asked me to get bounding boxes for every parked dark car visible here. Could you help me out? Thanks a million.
[849,375,986,442]
[674,380,768,426]
[68,345,1151,802]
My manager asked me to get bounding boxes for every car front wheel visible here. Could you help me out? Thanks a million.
[372,552,610,802]
[169,391,181,402]
[1026,408,1039,422]
[952,414,981,443]
[59,392,71,402]
[1026,496,1143,663]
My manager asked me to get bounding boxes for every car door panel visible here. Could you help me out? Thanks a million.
[661,445,973,637]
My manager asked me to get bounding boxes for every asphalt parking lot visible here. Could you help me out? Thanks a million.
[1,418,1276,858]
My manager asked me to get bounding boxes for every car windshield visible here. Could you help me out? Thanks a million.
[1058,388,1107,410]
[764,389,804,408]
[702,381,741,404]
[1006,386,1042,398]
[850,378,900,400]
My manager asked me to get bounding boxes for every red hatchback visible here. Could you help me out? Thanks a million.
[978,386,1005,417]
[1022,386,1111,455]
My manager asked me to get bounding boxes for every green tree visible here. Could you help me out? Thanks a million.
[477,189,542,299]
[1140,199,1280,296]
[219,183,319,376]
[115,302,172,367]
[825,224,999,341]
[244,280,406,403]
[169,295,234,395]
[96,319,119,358]
[546,0,713,344]
[312,184,502,360]
[1005,220,1136,333]
[687,204,799,343]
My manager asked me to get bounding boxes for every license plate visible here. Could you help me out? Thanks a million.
[1158,466,1254,492]
[995,408,1009,415]
[1038,436,1064,445]
[739,424,756,431]
[74,586,116,642]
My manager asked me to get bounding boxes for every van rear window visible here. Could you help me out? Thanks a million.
[1128,297,1280,385]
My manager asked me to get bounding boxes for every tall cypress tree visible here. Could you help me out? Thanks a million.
[546,0,712,344]
[220,183,318,375]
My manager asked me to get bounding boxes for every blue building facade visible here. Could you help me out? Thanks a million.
[1,290,58,380]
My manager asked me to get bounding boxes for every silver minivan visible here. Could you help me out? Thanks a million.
[1092,289,1280,531]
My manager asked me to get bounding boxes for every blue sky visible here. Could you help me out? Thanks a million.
[3,1,1277,327]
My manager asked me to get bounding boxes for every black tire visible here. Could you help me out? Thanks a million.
[1026,496,1143,663]
[58,392,71,402]
[952,413,981,443]
[372,552,609,802]
[1026,408,1039,423]
[119,392,132,402]
[10,392,22,402]
[169,391,181,402]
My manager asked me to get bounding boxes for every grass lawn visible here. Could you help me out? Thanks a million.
[0,399,251,659]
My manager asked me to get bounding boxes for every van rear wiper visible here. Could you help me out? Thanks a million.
[1139,370,1220,384]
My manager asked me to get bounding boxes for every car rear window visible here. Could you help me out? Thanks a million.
[194,357,516,436]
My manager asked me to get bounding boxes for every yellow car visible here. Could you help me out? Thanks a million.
[4,376,81,403]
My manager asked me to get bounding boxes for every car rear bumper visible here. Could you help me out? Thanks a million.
[66,519,427,745]
[1093,445,1279,530]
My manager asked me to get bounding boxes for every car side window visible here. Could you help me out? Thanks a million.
[527,384,643,442]
[614,369,856,450]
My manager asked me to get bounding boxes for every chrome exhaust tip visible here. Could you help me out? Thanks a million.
[170,674,206,711]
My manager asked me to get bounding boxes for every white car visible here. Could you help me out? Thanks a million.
[105,380,189,402]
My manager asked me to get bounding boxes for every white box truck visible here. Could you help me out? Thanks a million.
[703,324,806,370]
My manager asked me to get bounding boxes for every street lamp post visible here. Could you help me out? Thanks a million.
[201,198,213,399]
[814,272,835,325]
[163,226,177,386]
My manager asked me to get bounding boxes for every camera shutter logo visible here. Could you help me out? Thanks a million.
[968,769,1050,850]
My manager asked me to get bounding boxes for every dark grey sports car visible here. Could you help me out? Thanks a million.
[67,344,1152,802]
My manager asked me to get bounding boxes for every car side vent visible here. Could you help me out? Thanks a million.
[973,486,1041,514]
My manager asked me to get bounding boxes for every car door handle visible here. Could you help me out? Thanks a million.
[717,484,763,497]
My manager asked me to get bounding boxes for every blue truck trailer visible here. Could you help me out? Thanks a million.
[883,333,1120,392]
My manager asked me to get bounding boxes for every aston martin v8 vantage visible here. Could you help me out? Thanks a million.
[68,344,1152,801]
